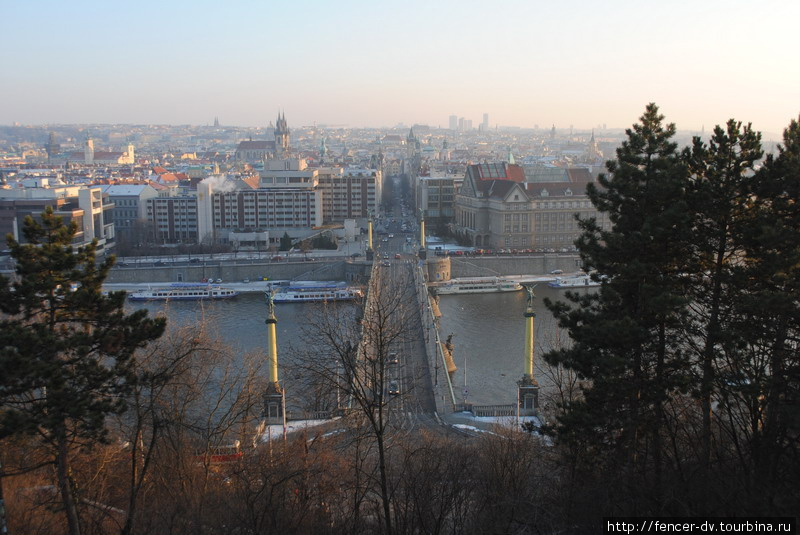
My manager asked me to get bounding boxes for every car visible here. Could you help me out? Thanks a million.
[388,234,394,238]
[272,255,284,261]
[117,262,128,267]
[387,352,399,365]
[394,253,401,259]
[381,237,389,242]
[154,261,165,266]
[190,258,201,263]
[388,380,400,396]
[215,278,222,283]
[350,252,363,258]
[242,279,250,283]
[380,261,391,267]
[550,269,563,275]
[383,253,389,259]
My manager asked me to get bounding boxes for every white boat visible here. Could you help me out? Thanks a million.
[271,284,364,303]
[128,284,239,301]
[548,275,600,289]
[430,277,523,295]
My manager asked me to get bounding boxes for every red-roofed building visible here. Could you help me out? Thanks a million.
[453,163,608,250]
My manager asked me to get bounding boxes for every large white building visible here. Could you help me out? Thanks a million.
[0,179,115,252]
[150,158,380,248]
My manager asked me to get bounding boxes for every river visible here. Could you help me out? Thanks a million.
[127,285,589,408]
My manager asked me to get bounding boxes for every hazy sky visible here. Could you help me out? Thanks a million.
[2,0,798,136]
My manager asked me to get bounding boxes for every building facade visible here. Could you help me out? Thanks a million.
[101,184,158,240]
[0,181,115,252]
[453,163,607,250]
[317,167,381,223]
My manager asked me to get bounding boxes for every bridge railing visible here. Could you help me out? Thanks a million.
[469,404,516,417]
[413,262,458,413]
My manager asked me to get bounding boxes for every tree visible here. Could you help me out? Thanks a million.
[732,117,800,513]
[543,104,694,510]
[293,262,420,534]
[0,208,165,535]
[279,232,293,252]
[683,120,763,494]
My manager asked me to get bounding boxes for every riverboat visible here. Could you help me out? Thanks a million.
[547,275,601,289]
[270,283,364,303]
[430,277,523,295]
[128,284,239,301]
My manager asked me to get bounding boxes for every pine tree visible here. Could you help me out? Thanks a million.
[0,208,165,535]
[733,117,800,513]
[683,120,762,498]
[279,231,293,252]
[544,104,694,511]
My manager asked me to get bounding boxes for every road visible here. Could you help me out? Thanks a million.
[363,205,467,439]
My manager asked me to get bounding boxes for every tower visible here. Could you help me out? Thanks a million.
[263,292,286,428]
[274,112,290,157]
[518,285,539,416]
[84,136,94,164]
[406,128,416,158]
[45,132,60,163]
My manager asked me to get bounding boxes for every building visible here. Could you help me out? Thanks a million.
[234,140,276,164]
[452,163,606,250]
[101,184,159,240]
[234,113,291,163]
[147,195,198,244]
[0,180,115,252]
[317,167,382,223]
[417,175,459,227]
[66,138,135,165]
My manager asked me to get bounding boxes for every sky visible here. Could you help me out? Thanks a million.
[2,0,799,137]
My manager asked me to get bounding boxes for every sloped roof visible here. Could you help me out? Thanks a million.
[524,180,593,197]
[236,140,275,150]
[478,179,529,200]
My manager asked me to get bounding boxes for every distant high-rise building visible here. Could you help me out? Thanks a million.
[213,116,219,127]
[463,119,473,131]
[482,113,489,130]
[449,115,458,131]
[45,132,60,162]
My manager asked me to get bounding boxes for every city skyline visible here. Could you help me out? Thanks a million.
[2,0,799,137]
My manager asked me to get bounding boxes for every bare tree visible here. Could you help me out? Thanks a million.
[292,265,419,534]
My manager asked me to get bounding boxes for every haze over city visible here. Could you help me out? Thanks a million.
[3,0,799,135]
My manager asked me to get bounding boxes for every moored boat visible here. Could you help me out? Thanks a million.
[430,277,523,295]
[547,275,601,289]
[128,283,239,301]
[270,283,364,303]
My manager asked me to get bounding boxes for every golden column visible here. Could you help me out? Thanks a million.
[518,285,539,415]
[267,294,279,385]
[264,292,285,427]
[419,214,426,249]
[368,216,373,251]
[524,293,535,380]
